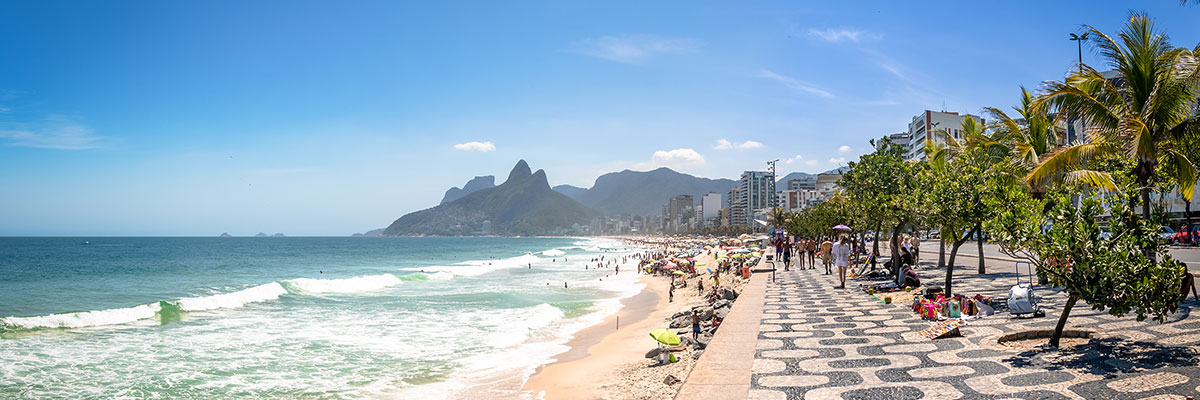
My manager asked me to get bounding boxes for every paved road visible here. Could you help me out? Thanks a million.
[750,259,1200,400]
[895,241,1200,273]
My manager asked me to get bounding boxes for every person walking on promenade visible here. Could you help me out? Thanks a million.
[820,237,834,275]
[782,239,792,271]
[807,238,817,269]
[832,236,851,289]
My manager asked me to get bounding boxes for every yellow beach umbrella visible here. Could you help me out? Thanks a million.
[649,328,681,346]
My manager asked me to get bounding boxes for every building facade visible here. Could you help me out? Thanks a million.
[904,110,984,161]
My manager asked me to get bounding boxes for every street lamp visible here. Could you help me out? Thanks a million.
[1069,32,1089,71]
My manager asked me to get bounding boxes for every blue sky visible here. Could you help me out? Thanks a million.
[2,1,1198,235]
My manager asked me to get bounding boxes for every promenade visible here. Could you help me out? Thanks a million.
[682,251,1200,399]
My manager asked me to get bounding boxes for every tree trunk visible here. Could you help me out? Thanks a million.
[976,221,985,274]
[1049,296,1079,347]
[945,243,960,297]
[1142,188,1156,262]
[1186,199,1194,246]
[871,227,880,270]
[938,236,946,268]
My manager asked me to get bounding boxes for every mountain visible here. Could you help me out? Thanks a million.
[383,160,596,236]
[440,175,496,205]
[552,184,588,201]
[351,228,385,237]
[255,232,268,237]
[563,168,737,216]
[219,232,233,238]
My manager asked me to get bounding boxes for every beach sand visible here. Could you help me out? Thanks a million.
[523,250,740,400]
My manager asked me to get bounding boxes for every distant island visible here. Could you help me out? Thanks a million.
[219,232,233,238]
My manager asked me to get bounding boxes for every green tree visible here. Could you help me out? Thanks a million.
[985,87,1062,176]
[923,147,999,296]
[927,115,1009,274]
[1030,13,1200,236]
[1037,184,1188,347]
[841,137,925,280]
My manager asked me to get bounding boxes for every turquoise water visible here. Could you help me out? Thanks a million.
[0,237,642,399]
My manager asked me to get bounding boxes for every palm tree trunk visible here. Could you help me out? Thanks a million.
[1186,198,1194,245]
[976,221,985,274]
[1049,296,1079,347]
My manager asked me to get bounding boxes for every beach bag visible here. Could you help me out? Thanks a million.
[1008,285,1036,315]
[946,300,961,318]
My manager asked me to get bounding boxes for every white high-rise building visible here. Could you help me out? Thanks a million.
[905,110,984,161]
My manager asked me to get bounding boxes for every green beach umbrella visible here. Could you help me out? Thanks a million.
[672,270,686,275]
[649,328,681,346]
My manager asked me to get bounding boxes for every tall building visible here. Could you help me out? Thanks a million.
[727,186,744,227]
[736,171,775,226]
[701,192,721,226]
[787,177,816,191]
[904,110,984,161]
[880,132,912,154]
[664,194,694,233]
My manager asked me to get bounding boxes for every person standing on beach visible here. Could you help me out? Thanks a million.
[832,236,851,289]
[910,235,921,266]
[691,310,701,339]
[669,284,675,303]
[781,239,792,271]
[807,238,817,269]
[820,237,833,275]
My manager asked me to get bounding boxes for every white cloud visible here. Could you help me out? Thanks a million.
[652,148,705,164]
[634,148,706,171]
[838,145,852,153]
[784,155,805,164]
[806,27,882,43]
[829,157,847,164]
[452,141,496,152]
[0,117,100,150]
[756,70,833,99]
[714,138,763,150]
[569,35,700,64]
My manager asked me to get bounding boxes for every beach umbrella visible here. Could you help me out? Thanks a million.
[673,271,686,275]
[833,224,852,231]
[649,328,681,346]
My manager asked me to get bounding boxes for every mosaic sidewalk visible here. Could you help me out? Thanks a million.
[750,262,1200,400]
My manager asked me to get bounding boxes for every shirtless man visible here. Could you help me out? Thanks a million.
[806,237,818,269]
[820,237,834,275]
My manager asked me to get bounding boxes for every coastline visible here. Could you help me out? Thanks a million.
[523,248,734,400]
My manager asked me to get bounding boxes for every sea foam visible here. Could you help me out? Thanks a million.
[173,282,288,311]
[283,274,403,294]
[0,303,161,329]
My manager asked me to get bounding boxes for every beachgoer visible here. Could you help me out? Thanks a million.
[910,235,921,266]
[615,265,619,275]
[691,311,701,339]
[698,278,704,295]
[832,236,851,289]
[900,265,921,288]
[669,284,674,303]
[820,238,834,275]
[781,239,792,271]
[807,238,817,269]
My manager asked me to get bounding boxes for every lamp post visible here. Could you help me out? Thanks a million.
[1069,32,1089,71]
[1066,32,1089,145]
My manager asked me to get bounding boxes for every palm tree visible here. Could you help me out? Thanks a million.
[984,87,1061,172]
[768,207,789,230]
[1029,13,1200,224]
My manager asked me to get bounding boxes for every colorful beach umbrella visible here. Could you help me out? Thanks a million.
[833,224,852,231]
[649,328,681,346]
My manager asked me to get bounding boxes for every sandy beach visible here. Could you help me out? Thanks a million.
[523,247,745,400]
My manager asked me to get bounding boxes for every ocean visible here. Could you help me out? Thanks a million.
[0,236,644,399]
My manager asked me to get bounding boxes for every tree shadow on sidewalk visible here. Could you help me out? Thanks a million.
[1002,336,1200,379]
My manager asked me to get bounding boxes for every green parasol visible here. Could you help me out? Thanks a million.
[649,328,681,346]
